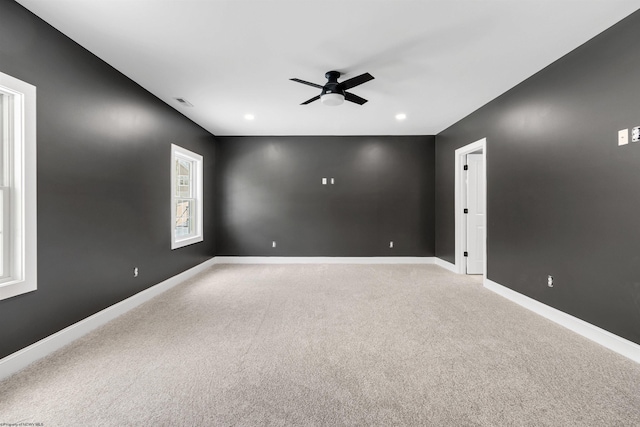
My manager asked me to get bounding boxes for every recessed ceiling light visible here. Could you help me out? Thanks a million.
[395,113,407,121]
[244,114,255,121]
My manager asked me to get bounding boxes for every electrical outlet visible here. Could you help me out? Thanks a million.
[547,275,553,287]
[272,241,276,248]
[331,178,335,184]
[389,241,394,248]
[619,129,629,146]
[322,178,327,185]
[134,267,139,278]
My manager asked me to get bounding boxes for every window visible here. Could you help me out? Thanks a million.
[0,71,37,301]
[171,144,203,249]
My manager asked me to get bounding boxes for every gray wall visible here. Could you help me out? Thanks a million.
[435,10,640,344]
[216,136,435,256]
[0,0,216,359]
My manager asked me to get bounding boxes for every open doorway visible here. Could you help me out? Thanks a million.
[455,138,487,277]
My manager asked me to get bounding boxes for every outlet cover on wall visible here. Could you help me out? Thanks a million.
[618,128,629,146]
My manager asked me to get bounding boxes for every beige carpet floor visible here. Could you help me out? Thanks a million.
[1,264,640,426]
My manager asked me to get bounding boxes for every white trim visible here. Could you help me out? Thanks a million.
[0,71,37,301]
[0,258,216,380]
[455,138,486,276]
[212,256,436,265]
[434,257,457,273]
[484,278,640,364]
[170,144,204,250]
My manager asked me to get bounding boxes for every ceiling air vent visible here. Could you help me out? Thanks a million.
[174,97,194,107]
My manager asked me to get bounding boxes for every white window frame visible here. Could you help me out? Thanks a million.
[0,71,37,301]
[171,144,203,249]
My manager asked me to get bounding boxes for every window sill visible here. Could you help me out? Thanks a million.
[0,278,37,301]
[171,235,203,250]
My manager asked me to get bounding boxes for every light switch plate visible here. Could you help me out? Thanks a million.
[618,129,629,146]
[632,127,640,142]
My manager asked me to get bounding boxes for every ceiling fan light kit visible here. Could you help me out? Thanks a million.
[291,70,374,106]
[320,93,344,106]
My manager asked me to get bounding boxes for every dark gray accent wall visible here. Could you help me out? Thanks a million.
[216,136,434,256]
[435,10,640,344]
[0,0,216,359]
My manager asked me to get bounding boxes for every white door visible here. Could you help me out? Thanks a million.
[466,154,485,274]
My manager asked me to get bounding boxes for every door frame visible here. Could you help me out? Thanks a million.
[454,138,487,277]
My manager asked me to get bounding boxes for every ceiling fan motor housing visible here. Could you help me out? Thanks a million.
[322,71,344,96]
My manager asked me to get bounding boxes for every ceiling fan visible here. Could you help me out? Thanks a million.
[290,71,374,106]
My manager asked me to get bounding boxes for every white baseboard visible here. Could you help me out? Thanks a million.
[0,257,217,381]
[484,278,640,364]
[212,256,436,264]
[434,258,457,273]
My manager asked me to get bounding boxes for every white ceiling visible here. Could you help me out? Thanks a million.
[15,0,640,136]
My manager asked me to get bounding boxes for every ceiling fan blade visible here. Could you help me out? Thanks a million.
[345,92,368,105]
[340,72,374,90]
[301,95,321,105]
[290,78,324,89]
